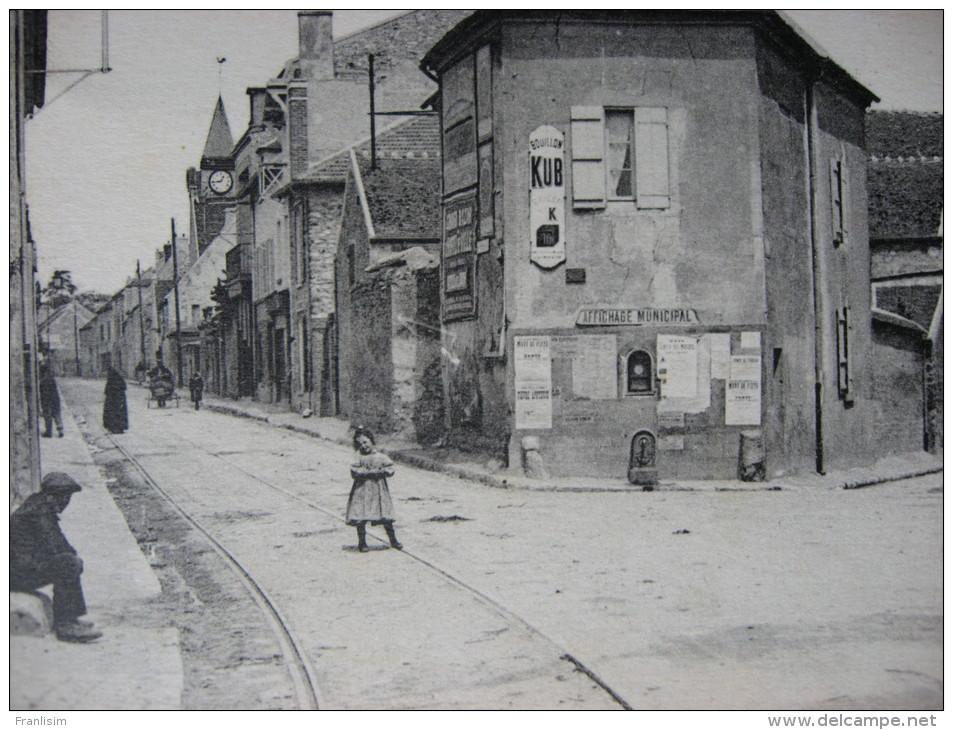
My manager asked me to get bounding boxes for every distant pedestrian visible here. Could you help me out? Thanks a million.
[346,427,402,552]
[10,472,102,643]
[188,373,204,410]
[38,362,64,438]
[102,367,128,434]
[149,362,174,408]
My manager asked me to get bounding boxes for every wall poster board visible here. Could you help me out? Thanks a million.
[442,56,477,196]
[571,335,617,399]
[725,354,762,425]
[442,192,477,320]
[709,332,731,380]
[514,335,552,429]
[657,334,698,399]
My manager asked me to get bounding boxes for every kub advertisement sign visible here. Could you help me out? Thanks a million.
[529,126,565,269]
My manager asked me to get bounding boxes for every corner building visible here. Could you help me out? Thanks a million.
[422,11,898,481]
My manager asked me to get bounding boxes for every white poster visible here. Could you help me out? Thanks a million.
[740,330,761,350]
[726,354,762,425]
[572,335,617,400]
[657,335,698,399]
[709,333,731,380]
[529,126,566,269]
[514,336,552,429]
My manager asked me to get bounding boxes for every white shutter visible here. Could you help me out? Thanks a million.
[570,106,606,209]
[634,107,670,209]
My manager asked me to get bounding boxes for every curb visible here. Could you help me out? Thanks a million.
[203,402,941,493]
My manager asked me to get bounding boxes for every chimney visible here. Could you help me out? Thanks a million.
[247,87,267,127]
[298,11,333,80]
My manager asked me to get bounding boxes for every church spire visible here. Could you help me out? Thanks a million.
[200,96,234,168]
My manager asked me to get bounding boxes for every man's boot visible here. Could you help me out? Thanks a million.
[384,523,402,550]
[54,619,102,643]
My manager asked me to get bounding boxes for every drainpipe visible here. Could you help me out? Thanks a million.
[804,67,825,474]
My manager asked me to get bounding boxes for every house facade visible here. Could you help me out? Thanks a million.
[422,10,887,481]
[38,300,95,376]
[335,149,443,441]
[275,9,470,416]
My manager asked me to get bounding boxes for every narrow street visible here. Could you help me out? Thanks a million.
[60,377,942,710]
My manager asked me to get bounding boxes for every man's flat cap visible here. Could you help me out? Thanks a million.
[40,472,82,495]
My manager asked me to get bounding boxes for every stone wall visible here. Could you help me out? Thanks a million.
[925,320,943,452]
[870,322,926,455]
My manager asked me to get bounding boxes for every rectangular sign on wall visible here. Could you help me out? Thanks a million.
[514,336,552,429]
[708,333,731,380]
[726,354,762,425]
[657,334,698,399]
[572,335,617,400]
[529,126,566,269]
[442,192,477,320]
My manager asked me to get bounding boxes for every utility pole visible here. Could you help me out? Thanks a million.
[136,259,147,371]
[73,300,80,376]
[171,218,184,386]
[368,53,376,170]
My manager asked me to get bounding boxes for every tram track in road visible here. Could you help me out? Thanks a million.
[104,431,322,711]
[99,400,632,710]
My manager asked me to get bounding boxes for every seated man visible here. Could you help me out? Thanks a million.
[10,472,102,643]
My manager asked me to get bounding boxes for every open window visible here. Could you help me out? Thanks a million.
[571,106,670,210]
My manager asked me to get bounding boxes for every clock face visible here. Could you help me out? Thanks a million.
[208,170,233,195]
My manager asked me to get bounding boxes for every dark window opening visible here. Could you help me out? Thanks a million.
[626,350,654,394]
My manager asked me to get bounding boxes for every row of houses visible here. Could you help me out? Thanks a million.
[76,10,941,483]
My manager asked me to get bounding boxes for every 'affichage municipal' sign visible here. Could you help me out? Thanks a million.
[529,125,565,269]
[576,307,700,326]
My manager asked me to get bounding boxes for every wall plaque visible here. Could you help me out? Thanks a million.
[576,307,699,326]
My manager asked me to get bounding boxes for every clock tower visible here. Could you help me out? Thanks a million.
[188,96,235,255]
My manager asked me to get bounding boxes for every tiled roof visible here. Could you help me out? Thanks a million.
[868,163,943,240]
[867,111,942,159]
[305,114,440,182]
[867,111,943,240]
[356,155,441,240]
[202,97,234,162]
[333,10,473,76]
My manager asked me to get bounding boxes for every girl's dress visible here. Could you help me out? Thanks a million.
[346,451,396,525]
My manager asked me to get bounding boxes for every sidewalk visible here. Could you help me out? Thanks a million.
[200,392,943,492]
[10,400,183,710]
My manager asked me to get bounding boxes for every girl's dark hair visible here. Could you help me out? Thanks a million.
[352,426,376,448]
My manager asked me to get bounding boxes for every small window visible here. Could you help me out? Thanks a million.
[626,350,654,394]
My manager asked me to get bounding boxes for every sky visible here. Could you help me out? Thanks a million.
[23,9,944,295]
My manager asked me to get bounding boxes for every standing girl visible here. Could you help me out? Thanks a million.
[346,427,402,552]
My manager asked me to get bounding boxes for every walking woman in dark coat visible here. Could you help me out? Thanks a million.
[102,367,128,434]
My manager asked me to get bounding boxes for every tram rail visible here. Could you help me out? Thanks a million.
[102,411,631,710]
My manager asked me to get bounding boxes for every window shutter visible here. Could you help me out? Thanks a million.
[634,107,670,209]
[830,158,844,245]
[571,106,606,209]
[836,306,851,400]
